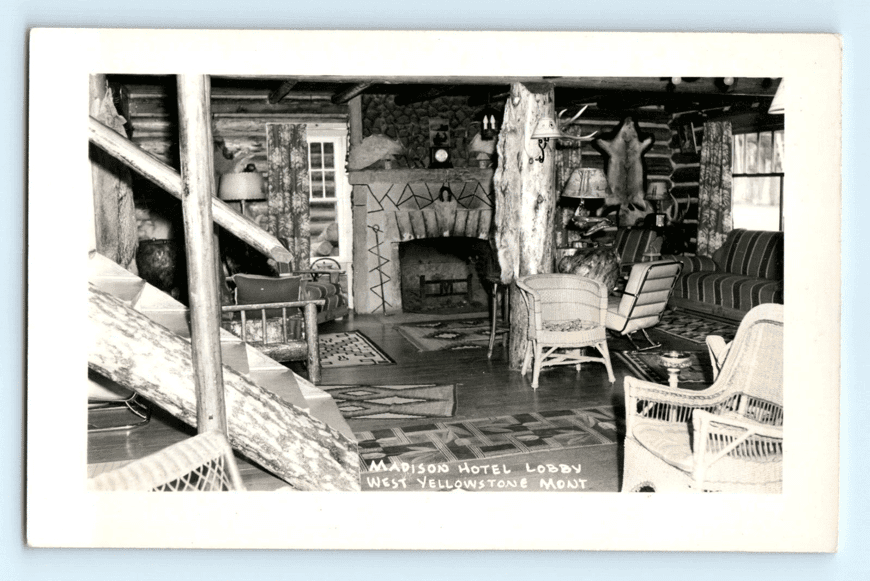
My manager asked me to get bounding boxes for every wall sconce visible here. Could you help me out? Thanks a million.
[526,106,598,164]
[219,164,265,216]
[475,106,503,141]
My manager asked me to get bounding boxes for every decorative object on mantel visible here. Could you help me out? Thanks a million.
[348,134,406,170]
[219,163,265,215]
[469,132,497,168]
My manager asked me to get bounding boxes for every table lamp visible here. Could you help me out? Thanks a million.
[219,164,265,216]
[645,181,670,228]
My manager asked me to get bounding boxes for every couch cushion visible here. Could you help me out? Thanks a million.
[674,272,783,313]
[713,229,784,280]
[614,228,661,265]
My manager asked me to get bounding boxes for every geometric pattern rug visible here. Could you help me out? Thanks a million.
[320,384,456,420]
[656,309,738,344]
[615,349,715,387]
[395,318,498,352]
[319,330,395,368]
[355,406,618,472]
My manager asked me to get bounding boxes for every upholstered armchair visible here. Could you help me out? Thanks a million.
[516,274,615,389]
[606,260,682,350]
[622,304,783,493]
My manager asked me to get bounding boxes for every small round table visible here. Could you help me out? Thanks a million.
[659,350,693,389]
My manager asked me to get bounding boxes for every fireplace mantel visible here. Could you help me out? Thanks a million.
[348,167,494,185]
[350,166,496,314]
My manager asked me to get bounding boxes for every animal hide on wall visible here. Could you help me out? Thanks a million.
[594,117,654,227]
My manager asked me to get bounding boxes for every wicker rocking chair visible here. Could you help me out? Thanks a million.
[516,274,615,390]
[622,303,783,493]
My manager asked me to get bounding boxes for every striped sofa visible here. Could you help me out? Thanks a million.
[669,229,783,320]
[613,228,663,275]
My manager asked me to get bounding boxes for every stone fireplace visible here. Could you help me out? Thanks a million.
[348,168,495,314]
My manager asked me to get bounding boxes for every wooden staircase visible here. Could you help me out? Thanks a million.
[88,250,353,450]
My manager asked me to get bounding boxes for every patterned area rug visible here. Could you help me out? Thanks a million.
[395,318,500,352]
[616,350,714,386]
[656,309,738,344]
[355,406,617,472]
[319,331,394,368]
[320,384,456,420]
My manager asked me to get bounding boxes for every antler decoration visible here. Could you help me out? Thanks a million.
[557,105,598,141]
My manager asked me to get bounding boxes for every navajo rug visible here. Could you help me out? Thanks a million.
[656,309,738,344]
[320,383,456,420]
[395,318,498,352]
[319,331,394,368]
[355,406,618,471]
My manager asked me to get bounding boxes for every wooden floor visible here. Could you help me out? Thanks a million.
[88,309,706,491]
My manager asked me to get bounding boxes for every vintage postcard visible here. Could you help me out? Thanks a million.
[26,29,840,551]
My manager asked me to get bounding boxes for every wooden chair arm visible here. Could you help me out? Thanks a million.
[221,299,326,312]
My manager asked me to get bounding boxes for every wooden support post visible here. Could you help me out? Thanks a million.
[176,74,227,435]
[303,302,321,384]
[89,285,359,491]
[348,96,368,313]
[493,83,557,369]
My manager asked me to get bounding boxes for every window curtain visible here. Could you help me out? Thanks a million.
[696,120,733,257]
[265,123,310,270]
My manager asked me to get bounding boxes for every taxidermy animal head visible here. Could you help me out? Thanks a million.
[594,117,654,227]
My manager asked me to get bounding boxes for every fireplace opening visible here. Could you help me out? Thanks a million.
[399,237,493,314]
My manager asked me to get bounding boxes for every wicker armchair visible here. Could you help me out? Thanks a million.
[516,274,615,390]
[622,303,783,493]
[706,335,731,381]
[88,431,245,491]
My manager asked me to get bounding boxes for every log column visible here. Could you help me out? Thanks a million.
[349,95,368,313]
[493,83,557,369]
[176,74,227,435]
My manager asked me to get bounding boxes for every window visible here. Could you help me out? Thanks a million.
[732,129,784,231]
[306,125,353,305]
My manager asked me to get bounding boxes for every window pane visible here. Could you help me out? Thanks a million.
[310,171,324,198]
[323,142,335,169]
[309,143,323,169]
[744,133,758,173]
[732,176,781,231]
[773,130,784,173]
[758,132,773,173]
[733,134,745,174]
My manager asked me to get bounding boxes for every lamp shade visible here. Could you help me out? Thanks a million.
[645,181,670,201]
[768,79,784,115]
[219,171,265,201]
[561,168,610,199]
[531,116,562,139]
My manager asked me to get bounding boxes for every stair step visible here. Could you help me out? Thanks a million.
[246,368,309,409]
[220,341,251,376]
[90,278,146,307]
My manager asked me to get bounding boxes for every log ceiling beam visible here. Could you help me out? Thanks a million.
[267,79,298,104]
[392,85,458,106]
[331,81,374,104]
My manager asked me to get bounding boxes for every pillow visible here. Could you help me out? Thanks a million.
[233,274,302,319]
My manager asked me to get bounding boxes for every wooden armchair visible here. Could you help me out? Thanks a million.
[622,304,783,493]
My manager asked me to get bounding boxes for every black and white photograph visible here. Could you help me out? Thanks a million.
[25,29,840,552]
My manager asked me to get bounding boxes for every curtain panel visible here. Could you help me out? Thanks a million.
[265,123,310,270]
[696,121,734,257]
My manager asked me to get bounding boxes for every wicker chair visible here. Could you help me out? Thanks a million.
[87,431,246,491]
[622,304,783,493]
[516,274,615,390]
[706,335,732,381]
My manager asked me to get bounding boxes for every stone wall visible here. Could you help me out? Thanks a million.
[361,94,479,168]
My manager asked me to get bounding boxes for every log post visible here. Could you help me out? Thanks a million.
[493,83,557,369]
[176,74,227,435]
[88,285,359,491]
[348,95,368,313]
